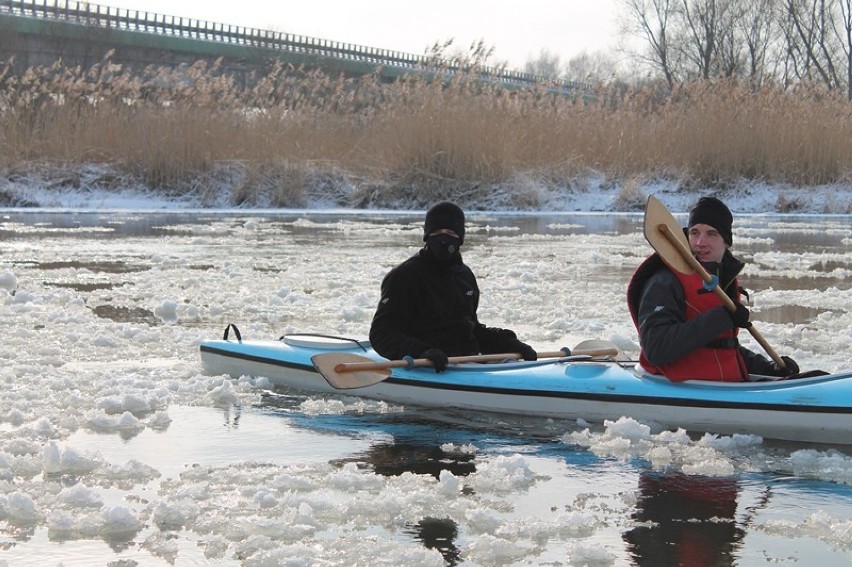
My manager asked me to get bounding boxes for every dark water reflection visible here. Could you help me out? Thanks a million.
[405,517,462,566]
[625,472,745,567]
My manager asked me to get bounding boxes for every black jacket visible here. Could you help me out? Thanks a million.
[627,251,776,375]
[369,248,523,360]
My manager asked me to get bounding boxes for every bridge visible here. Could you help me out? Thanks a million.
[0,0,590,94]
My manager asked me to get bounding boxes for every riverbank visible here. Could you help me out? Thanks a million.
[2,161,851,213]
[3,61,851,213]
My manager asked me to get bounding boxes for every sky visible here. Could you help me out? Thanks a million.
[94,0,622,70]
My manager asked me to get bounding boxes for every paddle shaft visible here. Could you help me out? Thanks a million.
[332,348,619,374]
[658,223,785,369]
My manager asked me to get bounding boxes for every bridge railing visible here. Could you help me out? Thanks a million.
[0,0,590,92]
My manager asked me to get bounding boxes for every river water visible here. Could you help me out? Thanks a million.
[1,209,852,566]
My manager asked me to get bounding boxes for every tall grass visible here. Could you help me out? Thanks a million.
[1,55,850,208]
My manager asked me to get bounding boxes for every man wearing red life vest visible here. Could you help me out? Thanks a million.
[627,196,799,382]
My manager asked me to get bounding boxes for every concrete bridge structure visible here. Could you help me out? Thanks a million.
[0,0,589,94]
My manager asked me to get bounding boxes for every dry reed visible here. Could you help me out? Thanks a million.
[1,55,850,208]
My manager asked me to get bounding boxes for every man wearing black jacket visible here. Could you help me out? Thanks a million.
[369,201,537,372]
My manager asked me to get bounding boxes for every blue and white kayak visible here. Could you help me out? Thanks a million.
[199,332,852,445]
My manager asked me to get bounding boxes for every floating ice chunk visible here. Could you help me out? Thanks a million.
[789,449,852,484]
[100,459,160,484]
[47,509,78,532]
[97,393,155,415]
[469,455,537,492]
[275,286,291,298]
[59,484,104,508]
[147,411,172,430]
[604,416,652,441]
[85,410,145,434]
[0,491,39,522]
[22,417,57,438]
[102,505,142,534]
[42,441,103,474]
[327,462,384,491]
[272,472,317,492]
[154,300,178,323]
[252,376,272,389]
[203,379,239,406]
[6,409,25,426]
[441,442,477,455]
[12,290,35,304]
[153,500,198,530]
[566,541,616,565]
[255,490,278,508]
[93,335,117,347]
[438,469,460,495]
[682,458,736,476]
[647,446,674,467]
[464,533,535,565]
[0,270,16,293]
[699,432,763,450]
[760,510,852,549]
[341,306,368,322]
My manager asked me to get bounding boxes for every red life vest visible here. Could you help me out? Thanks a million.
[639,266,748,382]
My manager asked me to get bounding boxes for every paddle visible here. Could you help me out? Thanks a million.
[313,345,621,390]
[643,195,785,369]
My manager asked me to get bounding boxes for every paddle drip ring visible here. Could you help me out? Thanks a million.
[703,274,719,291]
[402,355,415,369]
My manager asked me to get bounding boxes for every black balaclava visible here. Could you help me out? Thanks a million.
[423,201,465,264]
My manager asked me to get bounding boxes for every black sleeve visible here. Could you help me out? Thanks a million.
[368,267,431,360]
[473,323,520,354]
[463,269,522,354]
[637,269,735,366]
[739,346,775,375]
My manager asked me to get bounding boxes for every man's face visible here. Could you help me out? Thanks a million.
[688,223,728,263]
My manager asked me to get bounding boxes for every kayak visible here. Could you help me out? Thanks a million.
[199,332,852,445]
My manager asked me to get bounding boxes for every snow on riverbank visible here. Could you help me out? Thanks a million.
[1,163,851,213]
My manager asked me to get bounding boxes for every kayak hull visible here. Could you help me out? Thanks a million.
[199,335,852,445]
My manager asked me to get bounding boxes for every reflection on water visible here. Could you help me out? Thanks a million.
[91,304,159,324]
[336,442,476,479]
[45,281,116,292]
[625,472,745,567]
[405,517,461,566]
[34,260,149,274]
[757,304,827,325]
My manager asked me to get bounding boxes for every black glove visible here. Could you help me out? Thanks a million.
[513,341,538,361]
[728,303,752,329]
[771,356,799,377]
[420,348,448,373]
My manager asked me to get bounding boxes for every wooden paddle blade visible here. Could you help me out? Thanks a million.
[312,353,391,390]
[572,339,628,361]
[643,195,692,275]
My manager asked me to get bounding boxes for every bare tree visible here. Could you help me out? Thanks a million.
[783,0,840,88]
[677,0,730,78]
[523,48,563,79]
[833,0,852,98]
[736,0,779,82]
[620,0,680,86]
[619,0,850,91]
[563,51,619,83]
